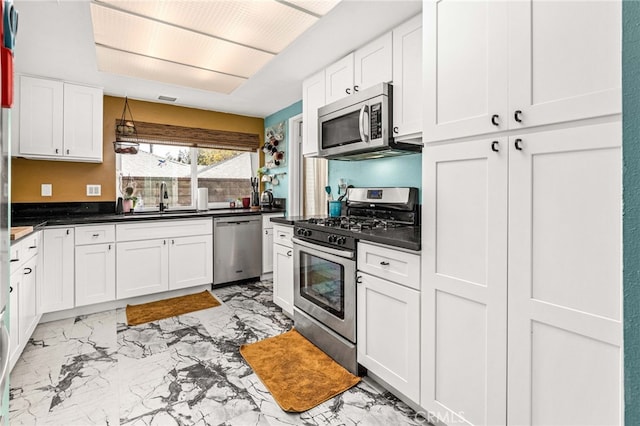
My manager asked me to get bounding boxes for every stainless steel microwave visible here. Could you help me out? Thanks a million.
[317,82,421,160]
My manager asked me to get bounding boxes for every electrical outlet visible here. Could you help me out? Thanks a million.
[41,184,52,197]
[86,184,101,196]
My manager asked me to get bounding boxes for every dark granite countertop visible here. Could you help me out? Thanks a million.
[270,215,421,251]
[12,205,285,228]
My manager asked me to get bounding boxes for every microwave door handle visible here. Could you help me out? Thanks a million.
[358,105,369,142]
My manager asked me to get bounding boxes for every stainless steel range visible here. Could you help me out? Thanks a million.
[292,187,419,375]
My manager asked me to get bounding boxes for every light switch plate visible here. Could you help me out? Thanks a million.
[41,184,52,197]
[86,184,101,196]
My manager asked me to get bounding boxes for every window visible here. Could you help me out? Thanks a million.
[118,143,256,210]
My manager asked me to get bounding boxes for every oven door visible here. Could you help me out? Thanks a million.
[292,237,356,343]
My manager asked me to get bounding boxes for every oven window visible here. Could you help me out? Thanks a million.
[299,252,345,319]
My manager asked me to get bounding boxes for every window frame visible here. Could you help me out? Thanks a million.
[116,144,258,212]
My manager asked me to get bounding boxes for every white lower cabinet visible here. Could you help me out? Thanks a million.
[169,235,213,290]
[75,243,116,306]
[75,224,116,307]
[262,214,283,274]
[9,277,20,367]
[272,224,294,316]
[117,239,170,299]
[273,243,294,316]
[19,256,38,345]
[357,271,420,402]
[116,219,214,299]
[356,242,421,404]
[42,228,75,313]
[9,236,41,371]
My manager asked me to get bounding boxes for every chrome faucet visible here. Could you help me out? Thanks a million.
[159,181,169,211]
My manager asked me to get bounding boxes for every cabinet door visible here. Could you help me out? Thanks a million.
[9,272,20,369]
[302,69,325,157]
[19,257,38,343]
[507,122,622,425]
[117,239,169,299]
[42,228,75,313]
[18,76,63,156]
[75,243,116,306]
[357,272,419,402]
[63,83,104,162]
[354,32,392,91]
[169,235,213,290]
[392,14,422,141]
[325,53,354,104]
[507,1,621,129]
[262,228,274,274]
[273,243,294,316]
[421,138,508,425]
[423,0,508,143]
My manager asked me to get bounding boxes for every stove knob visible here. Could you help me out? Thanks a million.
[328,235,337,243]
[337,237,347,245]
[304,229,312,237]
[296,228,304,236]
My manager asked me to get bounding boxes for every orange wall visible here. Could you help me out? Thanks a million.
[11,96,264,202]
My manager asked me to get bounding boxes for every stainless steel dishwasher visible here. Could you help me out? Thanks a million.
[213,215,262,285]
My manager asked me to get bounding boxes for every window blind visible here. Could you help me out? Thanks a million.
[116,120,260,152]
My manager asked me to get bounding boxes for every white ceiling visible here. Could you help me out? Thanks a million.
[13,0,422,118]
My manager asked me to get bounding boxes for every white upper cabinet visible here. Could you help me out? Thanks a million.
[18,76,64,157]
[507,0,621,129]
[423,0,508,143]
[423,0,621,143]
[17,75,103,162]
[325,33,393,104]
[392,14,423,141]
[325,53,356,104]
[302,69,325,157]
[354,32,393,92]
[63,83,104,161]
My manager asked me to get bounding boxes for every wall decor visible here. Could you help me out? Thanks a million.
[263,120,286,168]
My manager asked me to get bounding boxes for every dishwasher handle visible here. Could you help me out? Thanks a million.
[215,219,260,227]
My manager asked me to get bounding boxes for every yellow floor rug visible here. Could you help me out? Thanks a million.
[126,290,221,326]
[240,328,361,412]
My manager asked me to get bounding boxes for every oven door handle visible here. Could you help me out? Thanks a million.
[292,237,355,259]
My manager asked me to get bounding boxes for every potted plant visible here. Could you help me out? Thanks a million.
[123,186,138,212]
[120,174,138,213]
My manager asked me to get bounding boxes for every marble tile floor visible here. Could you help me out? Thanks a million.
[9,280,424,425]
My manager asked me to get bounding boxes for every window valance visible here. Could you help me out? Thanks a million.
[115,120,260,152]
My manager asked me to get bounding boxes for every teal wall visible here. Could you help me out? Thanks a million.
[624,1,640,423]
[263,101,302,200]
[328,153,422,199]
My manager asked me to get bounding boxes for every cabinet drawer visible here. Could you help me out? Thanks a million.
[10,231,40,274]
[273,224,293,248]
[357,242,420,290]
[75,224,115,245]
[116,219,213,242]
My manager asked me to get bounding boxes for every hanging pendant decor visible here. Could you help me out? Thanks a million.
[113,96,140,154]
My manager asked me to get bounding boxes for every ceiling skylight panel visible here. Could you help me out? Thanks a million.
[95,45,246,94]
[91,4,274,78]
[94,0,322,52]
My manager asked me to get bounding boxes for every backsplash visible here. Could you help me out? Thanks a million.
[328,153,422,200]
